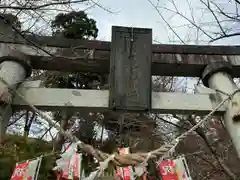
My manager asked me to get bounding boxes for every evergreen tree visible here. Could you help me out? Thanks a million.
[51,11,98,40]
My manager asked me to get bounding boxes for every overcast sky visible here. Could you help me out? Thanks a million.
[77,0,206,43]
[71,0,240,45]
[5,0,238,45]
[2,0,240,44]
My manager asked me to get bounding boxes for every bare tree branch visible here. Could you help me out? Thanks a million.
[147,0,185,44]
[0,0,88,10]
[235,0,240,5]
[90,0,117,13]
[210,32,240,42]
[163,0,214,40]
[156,115,189,130]
[199,0,226,36]
[39,119,59,140]
[8,112,25,127]
[189,116,236,180]
[24,110,35,138]
[212,1,240,22]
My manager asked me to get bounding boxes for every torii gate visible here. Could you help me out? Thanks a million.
[0,20,240,157]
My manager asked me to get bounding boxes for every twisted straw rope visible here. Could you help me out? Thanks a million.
[0,77,237,167]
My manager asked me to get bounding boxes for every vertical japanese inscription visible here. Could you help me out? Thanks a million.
[109,26,152,111]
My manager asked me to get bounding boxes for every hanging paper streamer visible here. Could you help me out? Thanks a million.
[159,156,192,180]
[134,166,147,180]
[73,153,83,179]
[159,159,178,180]
[174,156,192,180]
[10,161,29,180]
[10,156,42,180]
[54,142,78,174]
[61,153,83,179]
[116,147,134,180]
[54,142,83,180]
[61,152,75,179]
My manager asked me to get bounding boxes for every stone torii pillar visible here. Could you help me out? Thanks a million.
[0,50,32,141]
[201,61,240,157]
[0,17,32,141]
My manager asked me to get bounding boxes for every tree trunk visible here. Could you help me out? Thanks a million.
[23,110,35,142]
[54,111,71,152]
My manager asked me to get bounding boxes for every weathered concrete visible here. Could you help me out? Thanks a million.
[0,58,30,141]
[13,87,225,114]
[203,62,240,158]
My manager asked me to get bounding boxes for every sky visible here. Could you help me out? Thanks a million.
[3,0,240,45]
[76,0,205,43]
[75,0,240,44]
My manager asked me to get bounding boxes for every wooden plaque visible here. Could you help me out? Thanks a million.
[109,26,152,111]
